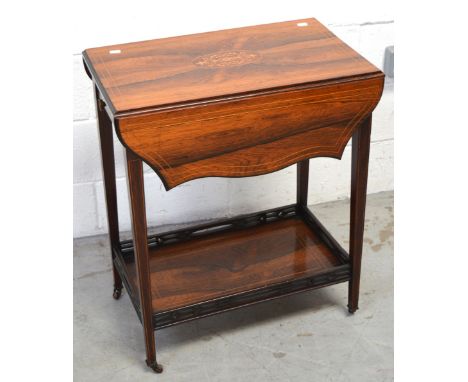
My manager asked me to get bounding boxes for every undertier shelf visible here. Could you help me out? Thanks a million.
[113,204,350,329]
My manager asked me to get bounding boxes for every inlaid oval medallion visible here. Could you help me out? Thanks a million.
[193,50,260,68]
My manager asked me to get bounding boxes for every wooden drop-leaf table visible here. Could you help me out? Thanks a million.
[82,18,384,373]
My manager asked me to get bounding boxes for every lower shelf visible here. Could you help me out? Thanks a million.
[114,204,350,329]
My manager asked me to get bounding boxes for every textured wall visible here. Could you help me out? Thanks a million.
[73,18,394,238]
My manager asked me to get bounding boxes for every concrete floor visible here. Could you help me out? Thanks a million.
[74,191,393,382]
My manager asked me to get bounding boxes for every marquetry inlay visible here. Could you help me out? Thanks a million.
[193,50,260,68]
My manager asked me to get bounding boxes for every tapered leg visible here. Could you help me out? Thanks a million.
[94,86,123,299]
[297,159,310,208]
[348,115,372,314]
[125,149,163,373]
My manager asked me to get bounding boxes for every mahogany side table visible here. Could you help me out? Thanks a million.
[82,18,384,373]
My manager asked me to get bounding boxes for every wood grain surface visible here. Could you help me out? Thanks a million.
[116,77,383,189]
[123,216,342,313]
[83,18,384,189]
[83,18,381,114]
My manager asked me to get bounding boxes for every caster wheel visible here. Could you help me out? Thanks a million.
[113,287,122,300]
[146,360,163,373]
[347,304,358,314]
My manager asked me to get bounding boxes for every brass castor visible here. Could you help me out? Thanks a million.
[347,304,358,314]
[146,360,163,373]
[113,287,122,300]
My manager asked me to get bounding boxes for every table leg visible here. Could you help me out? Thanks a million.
[94,86,123,299]
[125,150,163,373]
[348,115,372,314]
[297,159,310,208]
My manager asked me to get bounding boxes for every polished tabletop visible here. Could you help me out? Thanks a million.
[83,18,380,114]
